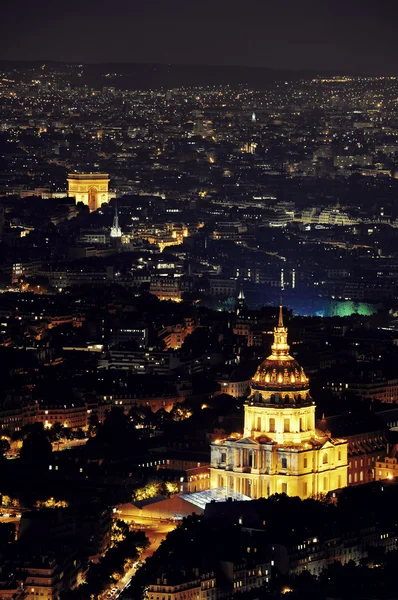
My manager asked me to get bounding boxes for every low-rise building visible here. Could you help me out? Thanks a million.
[158,318,196,350]
[209,279,237,296]
[326,377,398,403]
[150,277,183,301]
[37,403,88,430]
[148,571,217,600]
[271,525,398,576]
[317,413,388,486]
[376,454,398,481]
[100,349,182,375]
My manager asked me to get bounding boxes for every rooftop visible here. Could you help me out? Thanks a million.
[180,486,251,510]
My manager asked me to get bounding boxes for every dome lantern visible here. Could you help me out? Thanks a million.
[250,305,310,402]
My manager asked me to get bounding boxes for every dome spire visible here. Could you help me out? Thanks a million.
[278,299,284,328]
[250,301,309,394]
[269,301,291,361]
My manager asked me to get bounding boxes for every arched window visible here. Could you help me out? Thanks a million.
[322,453,328,465]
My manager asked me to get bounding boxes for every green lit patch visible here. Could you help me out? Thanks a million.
[329,300,377,317]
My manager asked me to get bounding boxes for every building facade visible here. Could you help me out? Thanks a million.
[271,525,398,577]
[210,308,348,499]
[317,415,388,487]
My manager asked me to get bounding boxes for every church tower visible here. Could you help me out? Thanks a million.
[210,306,348,499]
[110,203,122,239]
[236,288,246,316]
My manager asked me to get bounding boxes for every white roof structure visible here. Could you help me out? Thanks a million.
[180,486,251,511]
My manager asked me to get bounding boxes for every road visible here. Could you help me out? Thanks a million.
[52,438,88,452]
[100,518,176,600]
[0,511,22,537]
[6,438,88,459]
[0,514,21,525]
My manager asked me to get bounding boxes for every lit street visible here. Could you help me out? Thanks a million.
[100,517,176,600]
[52,438,88,452]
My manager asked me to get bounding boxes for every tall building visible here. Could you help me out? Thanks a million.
[210,307,348,499]
[110,203,122,238]
[67,173,110,212]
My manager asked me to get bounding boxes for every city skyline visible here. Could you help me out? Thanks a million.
[2,13,398,597]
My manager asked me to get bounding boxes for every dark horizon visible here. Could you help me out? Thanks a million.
[2,0,397,76]
[1,60,373,90]
[0,58,369,76]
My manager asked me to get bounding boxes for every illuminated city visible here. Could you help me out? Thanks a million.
[1,3,398,599]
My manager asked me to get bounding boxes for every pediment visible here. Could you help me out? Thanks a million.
[234,437,260,446]
[318,438,336,449]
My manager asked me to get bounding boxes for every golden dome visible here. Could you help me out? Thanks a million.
[252,358,309,390]
[251,305,309,394]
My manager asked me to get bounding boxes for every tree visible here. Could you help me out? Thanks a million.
[0,523,15,549]
[20,425,52,465]
[63,530,149,600]
[48,422,64,442]
[87,407,139,458]
[0,439,10,455]
[88,413,99,437]
[170,402,193,422]
[111,519,129,545]
[181,327,215,357]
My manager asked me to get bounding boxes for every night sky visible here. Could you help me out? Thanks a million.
[2,0,397,74]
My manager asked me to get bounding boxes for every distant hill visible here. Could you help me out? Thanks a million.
[0,60,361,90]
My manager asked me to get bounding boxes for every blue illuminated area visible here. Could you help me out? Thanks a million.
[245,289,381,318]
[180,487,252,510]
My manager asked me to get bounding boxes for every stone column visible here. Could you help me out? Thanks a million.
[234,448,240,468]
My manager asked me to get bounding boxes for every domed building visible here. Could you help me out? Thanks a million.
[210,307,348,499]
